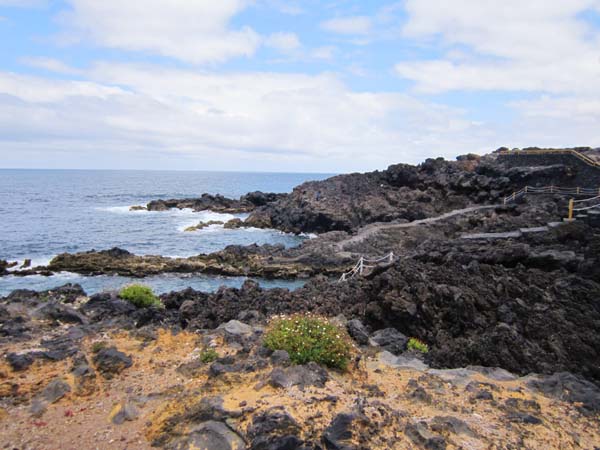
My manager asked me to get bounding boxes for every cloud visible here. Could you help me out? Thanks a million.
[321,16,372,35]
[0,65,491,171]
[396,0,600,96]
[58,0,260,64]
[394,0,600,147]
[0,0,46,6]
[310,46,336,60]
[20,57,82,75]
[265,32,301,52]
[262,0,304,15]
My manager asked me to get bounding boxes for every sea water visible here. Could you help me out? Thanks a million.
[0,169,331,295]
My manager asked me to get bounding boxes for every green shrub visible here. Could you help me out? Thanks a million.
[407,337,429,353]
[91,341,107,353]
[199,348,219,363]
[263,314,352,370]
[119,284,163,308]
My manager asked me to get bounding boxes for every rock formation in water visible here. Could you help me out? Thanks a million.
[146,191,286,213]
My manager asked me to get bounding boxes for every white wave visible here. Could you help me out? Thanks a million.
[5,256,53,271]
[96,205,139,214]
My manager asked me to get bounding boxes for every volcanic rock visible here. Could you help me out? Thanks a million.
[92,347,133,379]
[369,328,408,355]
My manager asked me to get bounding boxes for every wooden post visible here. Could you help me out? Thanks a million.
[359,258,364,275]
[550,185,554,193]
[525,186,528,193]
[388,252,394,263]
[568,199,574,220]
[577,187,581,195]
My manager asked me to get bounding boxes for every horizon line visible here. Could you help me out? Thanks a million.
[0,167,339,175]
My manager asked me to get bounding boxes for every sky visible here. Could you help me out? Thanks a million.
[1,0,600,172]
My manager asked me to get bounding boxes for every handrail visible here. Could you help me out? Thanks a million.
[498,149,600,168]
[503,185,600,204]
[339,252,394,282]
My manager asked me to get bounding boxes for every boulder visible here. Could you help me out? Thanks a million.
[39,378,71,403]
[71,355,97,396]
[34,302,88,324]
[346,319,369,345]
[169,421,245,450]
[6,352,35,371]
[110,401,140,424]
[217,320,255,345]
[526,372,600,414]
[248,408,302,449]
[224,218,245,229]
[268,363,328,389]
[30,378,71,416]
[270,350,291,367]
[322,413,357,450]
[369,328,408,355]
[92,347,133,379]
[404,422,446,450]
[218,320,253,337]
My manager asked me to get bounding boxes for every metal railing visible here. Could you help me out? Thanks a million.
[339,252,394,282]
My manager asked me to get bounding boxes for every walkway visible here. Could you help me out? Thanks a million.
[335,204,500,252]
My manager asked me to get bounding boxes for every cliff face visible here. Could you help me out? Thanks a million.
[246,152,599,234]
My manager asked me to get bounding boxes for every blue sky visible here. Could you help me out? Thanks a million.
[1,0,600,172]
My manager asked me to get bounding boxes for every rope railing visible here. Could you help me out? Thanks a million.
[566,193,600,218]
[573,203,600,212]
[498,149,600,168]
[339,252,394,282]
[503,185,600,204]
[573,195,600,204]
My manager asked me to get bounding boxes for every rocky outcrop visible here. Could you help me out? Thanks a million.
[20,225,599,386]
[45,245,348,279]
[146,192,286,213]
[184,220,224,232]
[1,277,600,447]
[245,153,599,234]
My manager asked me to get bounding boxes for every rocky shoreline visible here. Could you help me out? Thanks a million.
[1,148,600,448]
[1,282,600,449]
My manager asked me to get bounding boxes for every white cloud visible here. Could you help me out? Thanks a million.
[0,0,46,6]
[321,16,372,35]
[59,0,260,64]
[265,32,301,52]
[311,46,336,60]
[394,0,600,146]
[0,66,491,171]
[397,0,600,95]
[262,0,304,15]
[20,57,82,75]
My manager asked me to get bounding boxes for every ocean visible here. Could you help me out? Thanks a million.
[0,169,332,295]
